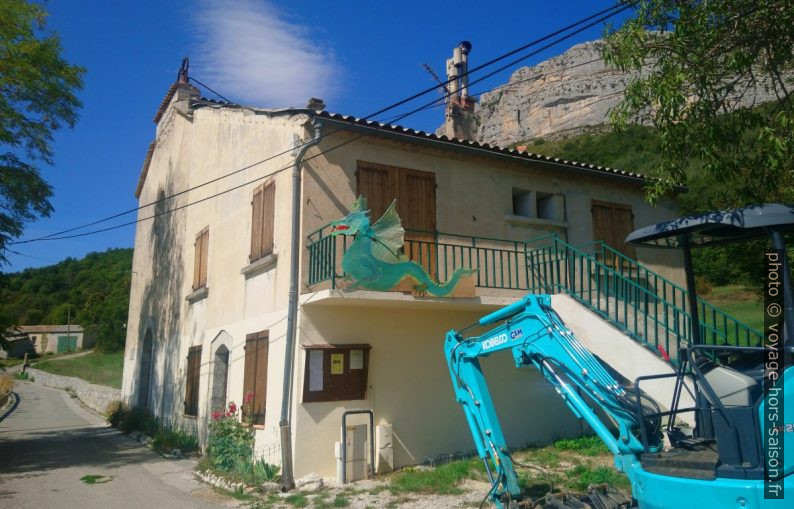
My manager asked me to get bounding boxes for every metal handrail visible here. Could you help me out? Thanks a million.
[306,223,763,362]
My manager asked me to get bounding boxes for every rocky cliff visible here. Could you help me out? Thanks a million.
[470,39,785,146]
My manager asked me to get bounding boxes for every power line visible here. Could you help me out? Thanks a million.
[189,75,233,103]
[11,3,631,245]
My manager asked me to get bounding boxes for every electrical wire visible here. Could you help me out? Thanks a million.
[10,2,632,245]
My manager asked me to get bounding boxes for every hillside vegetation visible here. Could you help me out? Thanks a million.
[519,126,765,289]
[0,248,132,351]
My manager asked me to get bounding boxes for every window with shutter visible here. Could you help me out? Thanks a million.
[243,330,269,425]
[250,182,275,262]
[184,345,202,417]
[193,227,209,290]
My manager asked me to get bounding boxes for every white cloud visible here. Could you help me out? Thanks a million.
[191,0,339,107]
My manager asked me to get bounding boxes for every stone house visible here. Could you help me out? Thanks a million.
[121,66,686,481]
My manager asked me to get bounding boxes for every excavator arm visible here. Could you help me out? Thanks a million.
[445,294,659,508]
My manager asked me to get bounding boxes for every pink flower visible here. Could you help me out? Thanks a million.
[228,402,237,414]
[211,410,223,420]
[243,391,254,404]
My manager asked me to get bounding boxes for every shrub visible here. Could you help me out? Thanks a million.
[13,372,32,381]
[105,401,160,437]
[0,373,13,396]
[208,399,253,471]
[152,426,198,454]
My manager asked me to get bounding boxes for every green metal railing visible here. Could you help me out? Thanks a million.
[578,241,763,348]
[306,225,763,363]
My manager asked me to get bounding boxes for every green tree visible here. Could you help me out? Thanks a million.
[0,0,84,261]
[604,0,794,205]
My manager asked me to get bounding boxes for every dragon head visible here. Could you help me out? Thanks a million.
[329,196,371,237]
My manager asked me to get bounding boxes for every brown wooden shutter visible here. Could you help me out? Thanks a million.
[184,345,202,416]
[356,162,394,220]
[401,169,437,276]
[261,182,275,257]
[193,235,201,290]
[243,331,268,425]
[250,185,264,261]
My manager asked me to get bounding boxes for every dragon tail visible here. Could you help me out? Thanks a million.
[406,262,477,296]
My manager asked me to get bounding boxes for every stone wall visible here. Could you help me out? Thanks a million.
[28,368,121,415]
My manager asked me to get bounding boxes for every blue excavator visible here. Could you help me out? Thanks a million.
[445,205,793,508]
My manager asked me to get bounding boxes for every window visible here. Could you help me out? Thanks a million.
[184,345,202,417]
[512,188,564,222]
[250,181,275,262]
[302,344,370,403]
[193,227,209,290]
[243,331,269,425]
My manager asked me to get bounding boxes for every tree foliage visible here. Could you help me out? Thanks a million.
[0,0,84,261]
[0,248,132,351]
[603,0,794,205]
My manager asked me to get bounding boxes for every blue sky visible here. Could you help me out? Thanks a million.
[6,0,627,272]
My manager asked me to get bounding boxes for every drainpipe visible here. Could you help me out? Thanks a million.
[280,116,323,491]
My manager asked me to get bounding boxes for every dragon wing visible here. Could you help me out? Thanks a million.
[370,200,407,263]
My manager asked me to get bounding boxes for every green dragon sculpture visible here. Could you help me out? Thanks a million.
[329,197,476,296]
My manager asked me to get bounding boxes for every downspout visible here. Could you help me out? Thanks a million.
[280,117,322,491]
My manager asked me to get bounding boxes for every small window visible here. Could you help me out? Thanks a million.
[512,188,564,222]
[250,182,275,262]
[302,345,370,403]
[512,188,534,217]
[243,331,269,425]
[184,345,202,417]
[193,227,209,290]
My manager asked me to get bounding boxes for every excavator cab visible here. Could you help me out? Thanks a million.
[626,204,794,484]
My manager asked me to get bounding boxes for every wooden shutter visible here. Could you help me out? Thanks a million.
[250,185,264,261]
[261,182,275,257]
[356,162,395,220]
[250,182,275,262]
[184,345,202,416]
[400,169,437,276]
[193,228,209,289]
[591,200,636,266]
[243,331,268,425]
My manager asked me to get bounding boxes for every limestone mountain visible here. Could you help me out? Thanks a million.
[470,39,786,147]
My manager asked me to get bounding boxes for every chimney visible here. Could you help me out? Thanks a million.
[444,41,477,140]
[307,97,326,112]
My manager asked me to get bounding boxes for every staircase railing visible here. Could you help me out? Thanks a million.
[579,240,763,348]
[526,236,763,362]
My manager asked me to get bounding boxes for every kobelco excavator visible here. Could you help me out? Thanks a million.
[445,204,793,508]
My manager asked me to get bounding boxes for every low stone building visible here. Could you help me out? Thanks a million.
[16,325,93,355]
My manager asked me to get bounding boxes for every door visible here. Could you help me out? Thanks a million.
[57,335,76,353]
[356,161,437,277]
[591,200,636,266]
[137,329,154,409]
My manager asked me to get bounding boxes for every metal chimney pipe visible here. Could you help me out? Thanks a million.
[459,41,472,99]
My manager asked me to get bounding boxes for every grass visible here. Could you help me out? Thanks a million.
[0,357,25,370]
[707,285,763,332]
[13,371,32,381]
[80,474,112,484]
[284,493,308,507]
[388,457,485,495]
[387,436,628,500]
[34,350,123,388]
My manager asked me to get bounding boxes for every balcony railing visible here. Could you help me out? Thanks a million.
[306,224,763,363]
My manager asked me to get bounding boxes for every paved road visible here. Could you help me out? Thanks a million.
[0,381,236,508]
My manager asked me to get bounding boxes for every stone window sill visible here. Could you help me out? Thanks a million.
[241,253,277,278]
[505,214,567,229]
[183,413,198,420]
[186,286,209,303]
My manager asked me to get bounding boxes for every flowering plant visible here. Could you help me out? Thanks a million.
[207,393,255,471]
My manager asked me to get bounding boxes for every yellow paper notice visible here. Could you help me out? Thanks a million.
[331,353,344,375]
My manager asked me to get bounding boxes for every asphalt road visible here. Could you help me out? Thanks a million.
[0,380,236,508]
